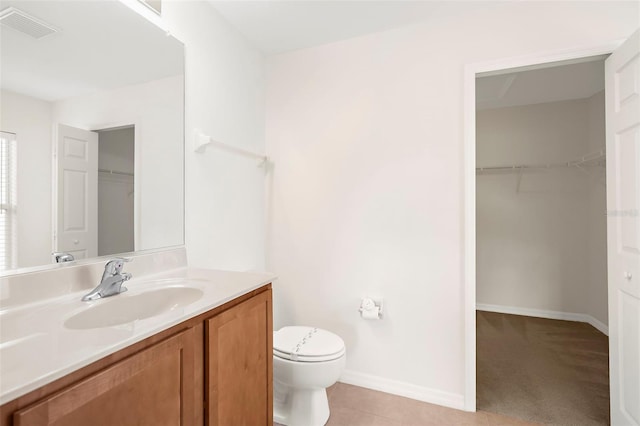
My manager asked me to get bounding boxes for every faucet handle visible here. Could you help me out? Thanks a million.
[104,257,132,274]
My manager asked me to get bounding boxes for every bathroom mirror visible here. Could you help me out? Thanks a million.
[0,0,184,273]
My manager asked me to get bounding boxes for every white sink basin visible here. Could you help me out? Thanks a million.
[64,286,204,330]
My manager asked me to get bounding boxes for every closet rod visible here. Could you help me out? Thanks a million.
[476,150,605,173]
[99,168,134,177]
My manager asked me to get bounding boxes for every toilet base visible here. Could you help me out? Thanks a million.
[274,383,330,426]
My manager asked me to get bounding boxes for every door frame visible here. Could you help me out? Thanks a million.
[462,40,624,412]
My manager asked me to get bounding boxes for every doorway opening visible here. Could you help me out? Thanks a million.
[473,56,609,424]
[96,125,135,256]
[465,32,640,426]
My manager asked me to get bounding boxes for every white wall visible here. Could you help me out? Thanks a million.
[54,75,184,253]
[0,90,52,268]
[1,1,268,274]
[587,90,608,326]
[476,96,606,326]
[266,2,638,407]
[162,2,266,271]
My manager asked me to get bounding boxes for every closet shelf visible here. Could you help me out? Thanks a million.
[476,150,605,174]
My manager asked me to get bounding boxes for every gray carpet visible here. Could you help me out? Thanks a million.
[477,311,610,426]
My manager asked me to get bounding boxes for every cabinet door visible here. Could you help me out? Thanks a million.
[14,328,197,426]
[207,289,273,426]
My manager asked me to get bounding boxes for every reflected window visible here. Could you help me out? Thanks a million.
[0,131,17,269]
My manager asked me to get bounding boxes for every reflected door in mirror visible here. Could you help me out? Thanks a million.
[55,124,98,261]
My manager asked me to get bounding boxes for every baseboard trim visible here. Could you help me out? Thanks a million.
[476,303,609,336]
[339,369,466,411]
[586,316,609,336]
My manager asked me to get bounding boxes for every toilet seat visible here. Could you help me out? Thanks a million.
[273,326,345,362]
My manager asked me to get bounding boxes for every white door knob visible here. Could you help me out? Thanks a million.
[73,239,79,245]
[624,271,633,281]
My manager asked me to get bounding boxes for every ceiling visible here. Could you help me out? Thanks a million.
[210,1,606,108]
[2,1,605,108]
[209,0,445,55]
[476,59,605,110]
[0,1,183,102]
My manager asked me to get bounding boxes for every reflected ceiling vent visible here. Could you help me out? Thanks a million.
[0,7,59,39]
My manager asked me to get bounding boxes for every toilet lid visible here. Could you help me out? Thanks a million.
[273,326,345,362]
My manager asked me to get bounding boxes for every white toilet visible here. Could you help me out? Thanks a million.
[273,326,346,426]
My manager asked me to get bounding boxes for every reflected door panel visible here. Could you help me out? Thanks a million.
[56,124,98,260]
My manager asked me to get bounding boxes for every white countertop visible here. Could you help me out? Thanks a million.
[0,266,276,405]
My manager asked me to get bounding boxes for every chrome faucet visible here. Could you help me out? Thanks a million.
[52,252,75,263]
[81,258,132,302]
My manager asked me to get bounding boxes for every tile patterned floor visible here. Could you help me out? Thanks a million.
[277,382,539,426]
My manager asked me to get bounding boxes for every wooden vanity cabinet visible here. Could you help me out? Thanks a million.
[207,288,273,425]
[13,328,197,426]
[0,285,273,426]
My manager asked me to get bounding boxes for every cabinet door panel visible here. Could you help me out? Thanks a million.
[207,289,273,426]
[14,328,196,426]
